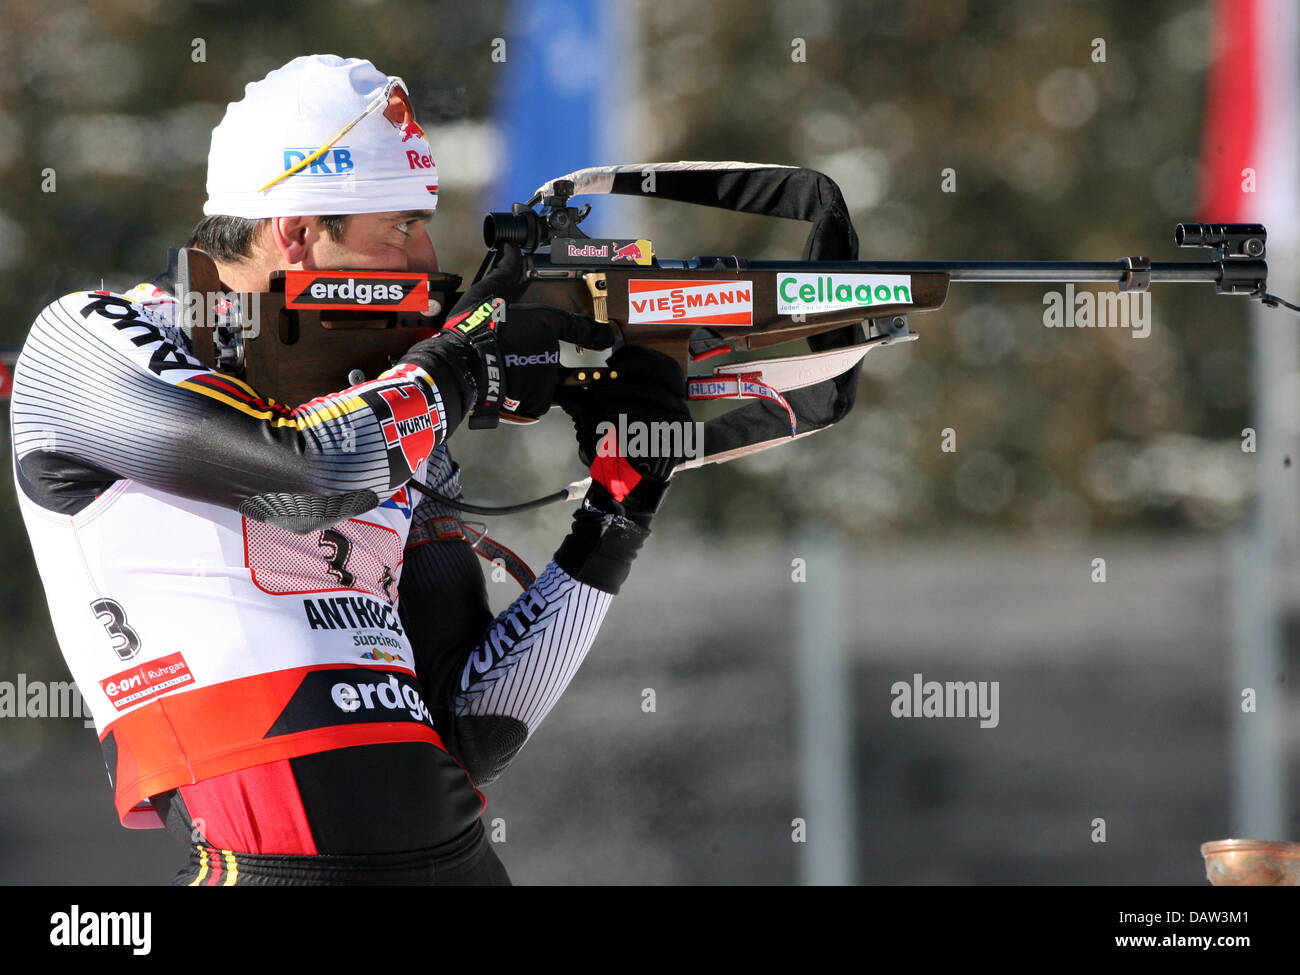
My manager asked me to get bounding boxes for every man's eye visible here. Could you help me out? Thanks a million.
[395,221,412,236]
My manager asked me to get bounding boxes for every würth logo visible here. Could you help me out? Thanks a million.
[374,385,438,473]
[395,415,430,437]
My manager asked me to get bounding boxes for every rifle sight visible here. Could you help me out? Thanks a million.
[484,178,588,251]
[1175,223,1267,259]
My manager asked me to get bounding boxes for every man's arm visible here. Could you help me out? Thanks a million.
[399,348,690,785]
[398,473,635,786]
[11,289,479,531]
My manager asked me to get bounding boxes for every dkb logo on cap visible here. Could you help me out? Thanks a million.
[281,146,355,178]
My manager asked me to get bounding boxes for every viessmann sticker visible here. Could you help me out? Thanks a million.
[776,273,913,315]
[284,270,430,312]
[627,280,753,326]
[100,652,195,712]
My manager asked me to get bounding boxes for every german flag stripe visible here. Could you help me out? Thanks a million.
[222,850,239,886]
[188,846,209,886]
[205,847,224,886]
[190,373,286,409]
[185,373,295,418]
[178,379,302,427]
[211,372,267,400]
[187,372,257,399]
[178,379,370,431]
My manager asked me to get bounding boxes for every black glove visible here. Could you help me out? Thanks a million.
[552,346,692,595]
[554,344,693,517]
[433,244,615,426]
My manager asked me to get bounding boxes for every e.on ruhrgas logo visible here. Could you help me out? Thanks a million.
[100,652,194,712]
[626,279,753,326]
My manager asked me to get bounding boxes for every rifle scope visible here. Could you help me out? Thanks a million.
[484,179,586,251]
[483,210,543,249]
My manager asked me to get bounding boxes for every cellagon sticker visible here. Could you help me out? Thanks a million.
[776,274,913,315]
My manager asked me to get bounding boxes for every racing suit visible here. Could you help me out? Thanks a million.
[9,267,634,885]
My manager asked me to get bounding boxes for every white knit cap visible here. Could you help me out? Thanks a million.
[204,54,439,217]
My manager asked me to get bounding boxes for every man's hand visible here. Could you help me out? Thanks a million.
[437,244,614,425]
[554,345,692,521]
[551,346,691,594]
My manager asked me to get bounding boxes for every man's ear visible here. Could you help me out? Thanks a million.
[268,215,313,264]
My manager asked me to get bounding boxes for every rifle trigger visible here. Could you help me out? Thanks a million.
[584,273,609,323]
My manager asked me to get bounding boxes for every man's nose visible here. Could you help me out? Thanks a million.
[407,228,439,274]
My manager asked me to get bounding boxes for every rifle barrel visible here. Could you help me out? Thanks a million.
[740,259,1222,284]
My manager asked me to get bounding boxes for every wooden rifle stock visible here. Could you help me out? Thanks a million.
[515,257,952,380]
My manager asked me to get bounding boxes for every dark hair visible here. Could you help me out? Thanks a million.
[186,214,349,262]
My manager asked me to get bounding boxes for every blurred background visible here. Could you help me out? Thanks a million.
[1,0,1298,884]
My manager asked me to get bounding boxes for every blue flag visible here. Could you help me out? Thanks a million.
[490,0,630,236]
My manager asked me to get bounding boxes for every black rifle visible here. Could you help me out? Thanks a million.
[470,162,1294,470]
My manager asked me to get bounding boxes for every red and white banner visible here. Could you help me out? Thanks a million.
[1200,0,1300,844]
[1199,0,1299,246]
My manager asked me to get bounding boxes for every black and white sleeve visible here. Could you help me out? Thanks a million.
[399,464,657,785]
[10,289,479,532]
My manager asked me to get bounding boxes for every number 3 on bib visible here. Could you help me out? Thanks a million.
[243,517,402,601]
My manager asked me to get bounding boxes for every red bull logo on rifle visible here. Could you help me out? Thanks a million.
[551,238,654,266]
[612,241,649,262]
